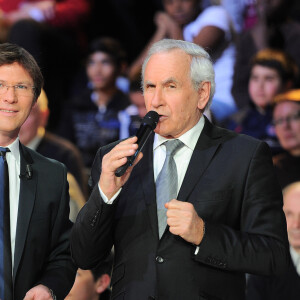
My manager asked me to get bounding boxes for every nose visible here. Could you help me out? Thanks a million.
[2,86,17,103]
[149,87,163,109]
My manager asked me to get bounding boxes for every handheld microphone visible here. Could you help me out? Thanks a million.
[115,110,159,177]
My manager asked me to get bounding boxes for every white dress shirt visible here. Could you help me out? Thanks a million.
[1,137,21,267]
[99,116,205,204]
[290,246,300,276]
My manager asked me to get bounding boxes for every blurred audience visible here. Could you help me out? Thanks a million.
[59,37,130,169]
[19,89,88,196]
[128,0,236,121]
[65,252,113,300]
[273,89,300,188]
[0,0,91,131]
[232,0,300,110]
[246,181,300,299]
[119,80,146,140]
[223,48,298,155]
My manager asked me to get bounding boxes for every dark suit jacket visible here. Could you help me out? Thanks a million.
[71,118,289,300]
[14,144,76,300]
[246,252,300,299]
[36,131,87,196]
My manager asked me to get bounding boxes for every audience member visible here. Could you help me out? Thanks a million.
[273,89,300,188]
[246,182,300,300]
[232,0,300,110]
[129,0,236,121]
[59,37,130,169]
[223,48,298,155]
[0,0,91,131]
[19,89,88,196]
[119,80,147,139]
[65,252,113,300]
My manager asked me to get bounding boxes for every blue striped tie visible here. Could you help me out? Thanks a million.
[0,147,12,299]
[156,140,184,238]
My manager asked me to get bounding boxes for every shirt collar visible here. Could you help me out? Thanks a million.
[153,116,205,151]
[290,245,300,267]
[0,137,20,162]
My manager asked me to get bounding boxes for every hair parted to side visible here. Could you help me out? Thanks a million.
[0,43,43,102]
[141,39,215,108]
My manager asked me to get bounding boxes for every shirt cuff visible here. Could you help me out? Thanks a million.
[98,184,122,204]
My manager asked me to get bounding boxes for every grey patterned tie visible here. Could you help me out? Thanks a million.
[156,139,184,238]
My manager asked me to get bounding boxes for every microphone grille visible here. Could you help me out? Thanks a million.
[142,111,159,130]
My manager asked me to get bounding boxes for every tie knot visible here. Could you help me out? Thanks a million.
[165,139,183,157]
[0,147,10,159]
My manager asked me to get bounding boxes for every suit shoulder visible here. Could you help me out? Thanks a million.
[23,145,67,171]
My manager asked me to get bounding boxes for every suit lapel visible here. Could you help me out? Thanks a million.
[13,144,36,281]
[134,133,159,239]
[177,118,228,203]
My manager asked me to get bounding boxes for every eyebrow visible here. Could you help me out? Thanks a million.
[0,79,33,85]
[162,77,180,86]
[144,77,181,87]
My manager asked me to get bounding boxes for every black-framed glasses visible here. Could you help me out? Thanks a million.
[272,110,300,127]
[0,81,35,97]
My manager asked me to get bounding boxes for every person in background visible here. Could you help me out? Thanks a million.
[232,0,300,110]
[223,48,298,155]
[246,181,300,300]
[65,252,113,300]
[19,89,88,197]
[129,0,237,121]
[272,89,300,188]
[0,0,90,132]
[59,37,130,170]
[0,42,76,299]
[71,39,289,300]
[119,80,147,139]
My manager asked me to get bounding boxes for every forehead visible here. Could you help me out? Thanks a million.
[88,51,114,62]
[0,62,33,82]
[284,189,300,210]
[144,49,191,82]
[274,101,300,114]
[251,65,280,76]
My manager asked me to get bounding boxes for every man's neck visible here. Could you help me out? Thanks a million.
[0,131,18,147]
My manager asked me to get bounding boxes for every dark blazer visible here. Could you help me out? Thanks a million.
[246,253,300,299]
[71,118,289,300]
[36,131,88,196]
[14,144,76,300]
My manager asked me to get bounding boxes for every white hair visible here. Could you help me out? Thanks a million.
[141,39,215,108]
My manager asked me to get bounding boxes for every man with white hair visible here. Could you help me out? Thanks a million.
[71,39,289,300]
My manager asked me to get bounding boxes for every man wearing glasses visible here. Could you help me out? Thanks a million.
[0,43,75,299]
[273,89,300,189]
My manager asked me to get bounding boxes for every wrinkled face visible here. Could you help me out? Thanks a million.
[65,269,98,300]
[284,188,300,253]
[86,52,118,90]
[143,49,208,139]
[163,0,199,26]
[273,101,300,155]
[248,65,282,109]
[0,62,35,143]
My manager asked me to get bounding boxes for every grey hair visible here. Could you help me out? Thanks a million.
[141,39,215,108]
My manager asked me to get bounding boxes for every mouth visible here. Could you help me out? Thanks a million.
[0,109,17,113]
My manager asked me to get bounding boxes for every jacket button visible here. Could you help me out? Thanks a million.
[156,256,164,263]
